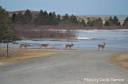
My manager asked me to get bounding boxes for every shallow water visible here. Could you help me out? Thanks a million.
[1,29,128,50]
[75,29,128,49]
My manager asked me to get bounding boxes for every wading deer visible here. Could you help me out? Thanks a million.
[40,44,49,48]
[98,42,106,51]
[65,43,74,49]
[19,44,30,48]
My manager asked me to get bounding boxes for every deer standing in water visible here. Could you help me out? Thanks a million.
[65,43,74,49]
[20,44,30,48]
[40,44,49,48]
[98,42,106,51]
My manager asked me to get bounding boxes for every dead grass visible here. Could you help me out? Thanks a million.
[0,48,57,64]
[111,53,128,69]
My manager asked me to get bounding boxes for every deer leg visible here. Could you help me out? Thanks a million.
[98,46,100,51]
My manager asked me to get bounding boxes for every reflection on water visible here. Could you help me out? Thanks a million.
[1,29,128,49]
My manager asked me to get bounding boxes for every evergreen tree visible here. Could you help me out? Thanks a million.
[52,12,58,25]
[61,14,80,25]
[63,13,69,21]
[24,9,32,24]
[42,11,48,25]
[113,16,120,26]
[15,12,24,24]
[104,16,120,26]
[80,19,86,26]
[70,15,78,24]
[12,13,16,23]
[94,18,103,27]
[57,14,61,20]
[87,18,94,26]
[123,17,128,27]
[0,6,18,42]
[104,20,110,26]
[34,10,44,25]
[48,12,58,25]
[104,17,112,26]
[62,13,70,24]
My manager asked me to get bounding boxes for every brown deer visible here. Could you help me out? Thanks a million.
[65,43,74,49]
[19,44,29,48]
[98,42,106,51]
[40,44,49,48]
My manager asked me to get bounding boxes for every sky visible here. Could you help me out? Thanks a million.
[0,0,128,15]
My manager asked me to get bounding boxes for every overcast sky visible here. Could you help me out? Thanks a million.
[0,0,128,15]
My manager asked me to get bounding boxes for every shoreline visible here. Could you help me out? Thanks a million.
[0,48,128,70]
[14,24,128,30]
[0,48,59,64]
[0,48,128,63]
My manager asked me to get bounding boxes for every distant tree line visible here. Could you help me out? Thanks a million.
[11,9,128,28]
[104,16,120,26]
[86,17,103,27]
[11,9,86,26]
[86,16,123,27]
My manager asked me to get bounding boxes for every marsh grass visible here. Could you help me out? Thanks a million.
[0,48,55,64]
[111,53,128,69]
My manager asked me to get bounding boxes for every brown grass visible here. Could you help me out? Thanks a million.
[111,53,128,69]
[0,48,57,64]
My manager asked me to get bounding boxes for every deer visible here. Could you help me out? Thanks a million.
[65,43,74,49]
[98,42,106,51]
[19,44,30,48]
[40,44,49,48]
